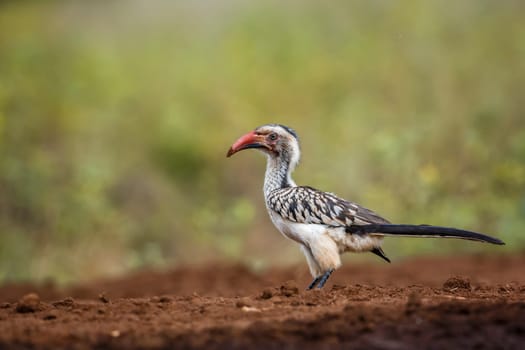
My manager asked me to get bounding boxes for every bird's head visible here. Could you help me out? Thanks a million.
[227,124,301,166]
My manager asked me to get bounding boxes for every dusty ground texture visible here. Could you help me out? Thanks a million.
[1,254,524,349]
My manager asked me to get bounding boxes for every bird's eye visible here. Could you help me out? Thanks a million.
[268,133,278,141]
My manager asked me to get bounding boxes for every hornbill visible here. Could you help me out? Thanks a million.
[227,124,504,289]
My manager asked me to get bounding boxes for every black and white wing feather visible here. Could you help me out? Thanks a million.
[266,186,390,227]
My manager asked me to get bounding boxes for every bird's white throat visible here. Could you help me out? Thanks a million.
[263,154,298,197]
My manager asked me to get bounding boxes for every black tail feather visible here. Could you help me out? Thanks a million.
[371,247,391,263]
[346,224,505,245]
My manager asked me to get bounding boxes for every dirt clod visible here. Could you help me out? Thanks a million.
[279,281,299,297]
[52,297,75,308]
[443,276,471,292]
[235,297,251,308]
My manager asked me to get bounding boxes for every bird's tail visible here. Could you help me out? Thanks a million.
[346,224,505,245]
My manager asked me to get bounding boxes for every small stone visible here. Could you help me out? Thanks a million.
[98,293,110,304]
[159,296,172,303]
[272,296,283,304]
[43,312,58,320]
[241,306,261,313]
[16,293,41,313]
[110,330,120,337]
[260,289,273,300]
[235,298,251,308]
[498,284,514,293]
[0,302,10,309]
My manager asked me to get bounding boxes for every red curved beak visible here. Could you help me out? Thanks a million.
[226,131,267,157]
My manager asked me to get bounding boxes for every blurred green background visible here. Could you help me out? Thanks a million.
[1,0,524,284]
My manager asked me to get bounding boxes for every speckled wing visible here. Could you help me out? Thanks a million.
[266,186,390,227]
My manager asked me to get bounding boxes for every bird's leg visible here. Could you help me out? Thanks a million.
[316,269,334,289]
[306,276,321,290]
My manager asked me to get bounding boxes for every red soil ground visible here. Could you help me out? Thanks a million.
[1,254,524,349]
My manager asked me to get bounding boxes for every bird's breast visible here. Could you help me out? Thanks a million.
[267,209,325,245]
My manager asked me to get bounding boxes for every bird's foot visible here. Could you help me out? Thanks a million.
[306,269,334,290]
[316,269,334,289]
[306,276,321,290]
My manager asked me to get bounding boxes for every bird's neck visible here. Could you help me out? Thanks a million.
[263,155,297,197]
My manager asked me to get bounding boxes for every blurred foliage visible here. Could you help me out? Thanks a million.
[0,0,524,284]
